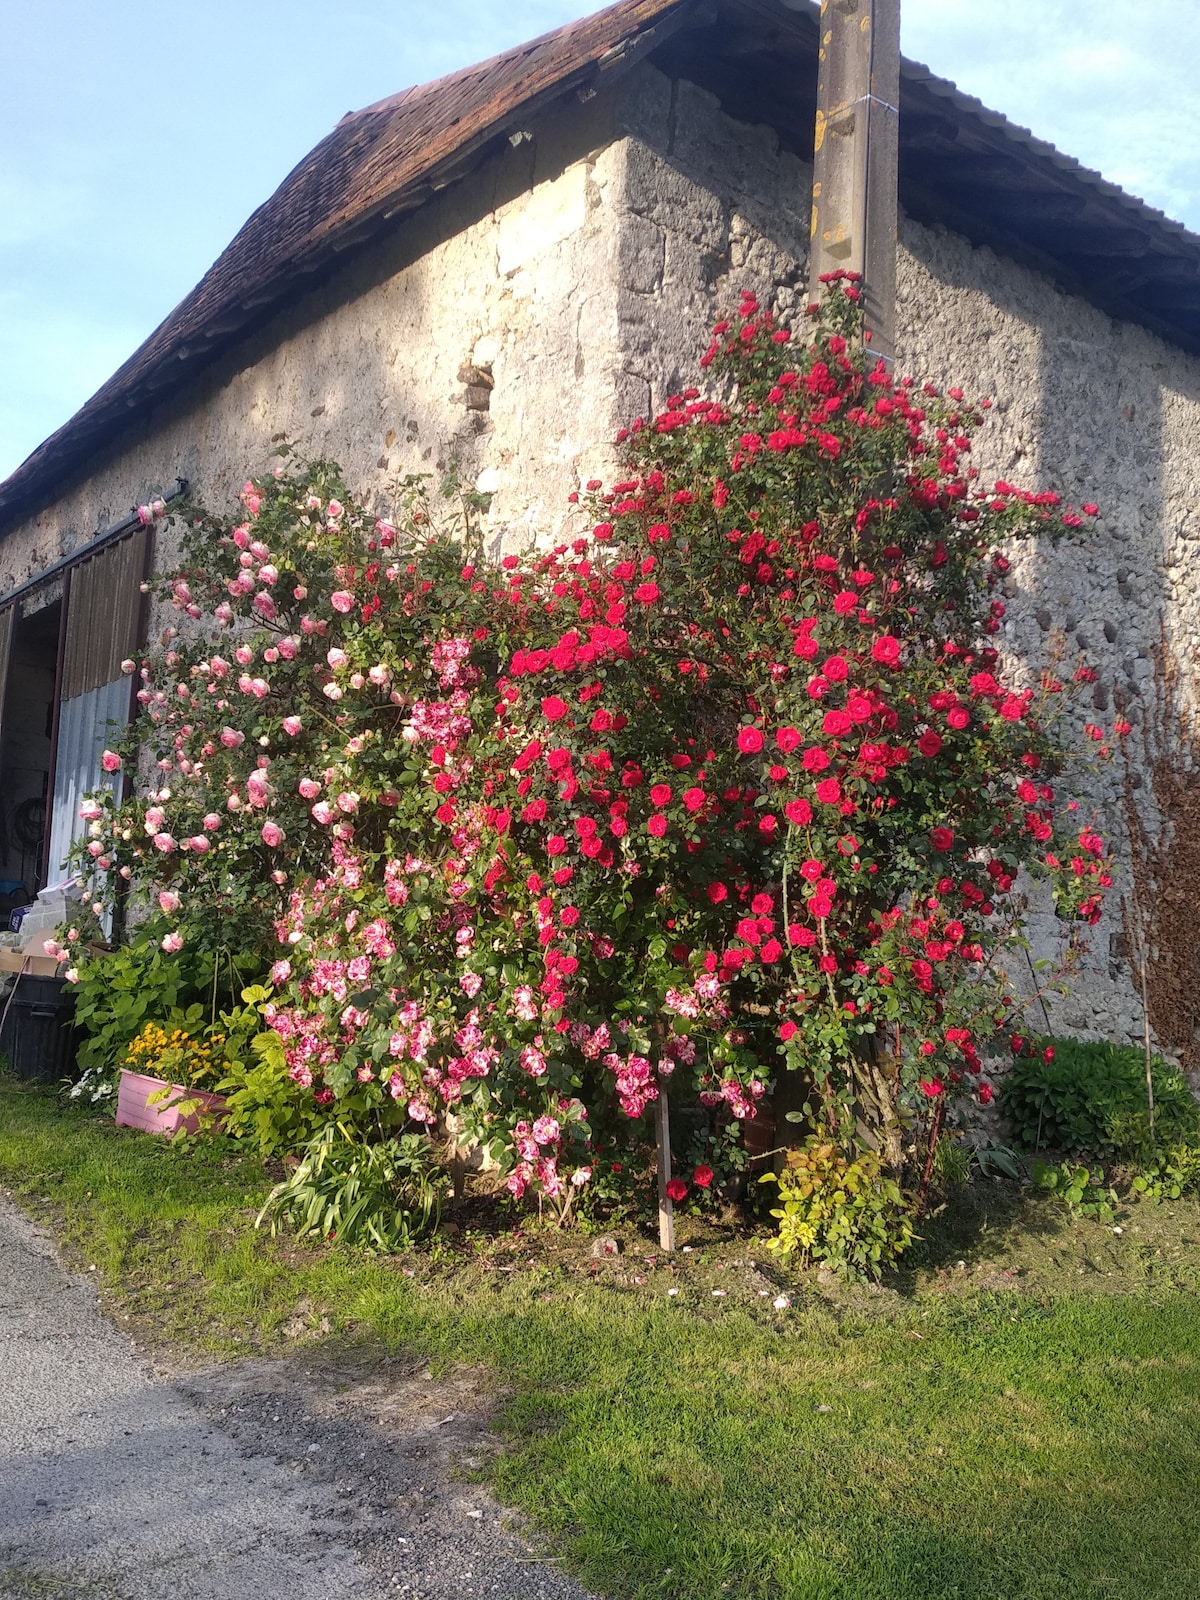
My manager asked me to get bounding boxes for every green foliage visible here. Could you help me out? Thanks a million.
[762,1137,914,1280]
[1004,1035,1200,1159]
[67,931,264,1103]
[257,1124,443,1251]
[972,1143,1022,1181]
[1032,1158,1118,1221]
[1130,1144,1200,1204]
[216,1010,327,1159]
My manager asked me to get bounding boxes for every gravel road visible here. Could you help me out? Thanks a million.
[0,1198,593,1600]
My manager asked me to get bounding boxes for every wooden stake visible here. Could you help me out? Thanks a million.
[655,1086,676,1253]
[809,0,901,362]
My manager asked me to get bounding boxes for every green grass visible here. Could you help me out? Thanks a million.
[4,1075,1200,1600]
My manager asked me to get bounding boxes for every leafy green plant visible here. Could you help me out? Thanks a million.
[67,932,266,1103]
[1130,1145,1200,1205]
[1004,1035,1199,1158]
[761,1138,914,1280]
[1032,1158,1118,1221]
[217,1027,334,1158]
[257,1124,443,1251]
[973,1143,1022,1181]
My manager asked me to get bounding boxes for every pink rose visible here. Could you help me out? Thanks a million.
[158,891,180,913]
[282,716,302,736]
[219,727,245,749]
[101,750,122,773]
[261,821,283,848]
[187,836,210,854]
[298,778,321,800]
[160,931,184,954]
[330,590,354,614]
[311,801,333,824]
[152,832,177,853]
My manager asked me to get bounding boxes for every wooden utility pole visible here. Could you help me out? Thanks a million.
[808,0,900,362]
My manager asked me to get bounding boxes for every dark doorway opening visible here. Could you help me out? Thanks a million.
[0,596,61,907]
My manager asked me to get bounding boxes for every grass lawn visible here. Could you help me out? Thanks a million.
[4,1074,1200,1600]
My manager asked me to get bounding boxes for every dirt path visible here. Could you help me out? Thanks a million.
[0,1198,592,1600]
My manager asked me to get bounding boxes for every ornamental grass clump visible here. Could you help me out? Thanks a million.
[66,279,1121,1259]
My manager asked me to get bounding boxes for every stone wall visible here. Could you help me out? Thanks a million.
[604,62,1200,1057]
[4,58,1200,1057]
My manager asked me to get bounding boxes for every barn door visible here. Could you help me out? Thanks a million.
[44,529,149,886]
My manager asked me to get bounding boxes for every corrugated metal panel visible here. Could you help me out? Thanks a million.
[59,528,147,701]
[44,675,128,886]
[0,605,13,753]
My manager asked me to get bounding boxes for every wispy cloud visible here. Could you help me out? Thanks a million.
[903,0,1200,230]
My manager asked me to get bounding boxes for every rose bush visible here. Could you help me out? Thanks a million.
[68,279,1119,1239]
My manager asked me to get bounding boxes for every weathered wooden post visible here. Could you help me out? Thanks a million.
[808,0,900,361]
[655,1086,676,1252]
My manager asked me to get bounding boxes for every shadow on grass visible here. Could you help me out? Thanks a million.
[887,1178,1072,1294]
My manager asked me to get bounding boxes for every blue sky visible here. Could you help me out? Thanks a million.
[3,0,1198,483]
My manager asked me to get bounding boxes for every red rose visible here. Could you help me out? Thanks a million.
[930,827,954,851]
[737,727,764,753]
[683,787,706,811]
[917,730,942,758]
[707,882,728,903]
[815,778,842,804]
[665,1178,688,1203]
[634,581,660,604]
[693,1164,714,1188]
[785,798,813,825]
[946,707,970,731]
[541,696,568,721]
[647,815,668,837]
[650,783,673,806]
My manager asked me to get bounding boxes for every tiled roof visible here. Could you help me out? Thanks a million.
[3,0,1198,528]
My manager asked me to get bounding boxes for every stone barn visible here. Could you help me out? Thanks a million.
[2,0,1199,1058]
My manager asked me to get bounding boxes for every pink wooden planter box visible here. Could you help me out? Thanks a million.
[115,1068,227,1136]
